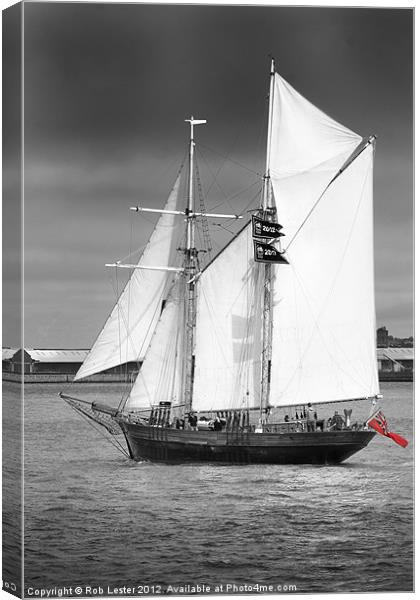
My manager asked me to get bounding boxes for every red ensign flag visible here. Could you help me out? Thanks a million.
[367,410,408,448]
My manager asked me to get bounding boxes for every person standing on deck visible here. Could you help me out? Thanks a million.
[188,412,198,431]
[306,403,316,432]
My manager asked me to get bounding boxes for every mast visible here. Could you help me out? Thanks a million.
[125,117,241,416]
[260,57,276,418]
[183,117,206,415]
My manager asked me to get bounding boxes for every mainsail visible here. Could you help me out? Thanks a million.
[268,74,379,406]
[74,175,182,380]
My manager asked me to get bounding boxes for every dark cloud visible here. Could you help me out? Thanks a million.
[5,3,412,345]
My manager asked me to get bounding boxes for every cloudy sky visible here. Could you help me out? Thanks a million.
[3,3,413,347]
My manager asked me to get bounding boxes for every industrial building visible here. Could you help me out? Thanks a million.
[376,347,414,381]
[2,348,141,383]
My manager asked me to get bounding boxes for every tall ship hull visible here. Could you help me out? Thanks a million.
[119,421,376,465]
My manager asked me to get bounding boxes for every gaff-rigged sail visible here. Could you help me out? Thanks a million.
[268,74,379,406]
[74,175,182,381]
[192,224,263,412]
[125,279,185,411]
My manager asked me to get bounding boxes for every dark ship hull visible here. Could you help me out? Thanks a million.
[118,420,376,465]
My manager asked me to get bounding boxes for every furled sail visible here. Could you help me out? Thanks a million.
[192,224,263,412]
[268,74,379,406]
[74,175,182,381]
[125,279,184,410]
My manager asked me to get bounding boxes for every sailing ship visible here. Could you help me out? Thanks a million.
[61,59,385,464]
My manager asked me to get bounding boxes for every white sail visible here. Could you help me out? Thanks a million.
[192,224,263,412]
[74,175,182,381]
[270,74,362,171]
[269,74,363,239]
[125,281,184,410]
[268,74,379,406]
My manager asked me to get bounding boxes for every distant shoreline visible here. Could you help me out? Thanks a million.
[2,373,413,384]
[2,373,133,384]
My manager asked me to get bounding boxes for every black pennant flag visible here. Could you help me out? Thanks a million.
[252,215,284,239]
[253,241,289,264]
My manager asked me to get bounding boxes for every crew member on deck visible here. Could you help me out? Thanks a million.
[188,412,198,431]
[306,403,316,432]
[213,417,223,431]
[330,411,344,431]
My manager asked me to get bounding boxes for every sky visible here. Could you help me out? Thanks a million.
[2,2,413,347]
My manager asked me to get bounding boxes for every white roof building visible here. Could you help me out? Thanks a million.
[2,348,19,360]
[377,347,414,361]
[24,349,89,363]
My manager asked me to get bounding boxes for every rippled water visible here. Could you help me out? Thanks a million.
[4,381,414,595]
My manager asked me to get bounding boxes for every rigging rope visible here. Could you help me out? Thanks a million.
[65,399,129,458]
[194,160,213,259]
[195,145,236,215]
[209,179,261,213]
[197,142,262,177]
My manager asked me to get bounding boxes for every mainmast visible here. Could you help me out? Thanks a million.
[183,117,206,415]
[260,57,276,418]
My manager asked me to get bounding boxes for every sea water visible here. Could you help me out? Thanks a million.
[3,381,414,594]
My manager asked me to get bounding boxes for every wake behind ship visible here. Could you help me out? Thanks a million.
[61,59,385,464]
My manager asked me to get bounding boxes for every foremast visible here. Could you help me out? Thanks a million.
[183,117,206,415]
[260,57,276,420]
[125,118,243,418]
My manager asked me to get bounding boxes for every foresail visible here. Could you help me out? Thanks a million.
[192,224,263,412]
[268,74,379,406]
[125,280,184,410]
[74,175,182,381]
